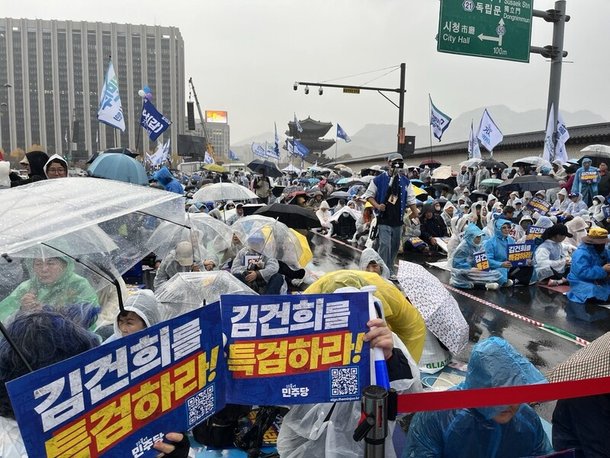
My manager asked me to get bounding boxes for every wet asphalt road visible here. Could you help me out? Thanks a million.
[306,233,610,421]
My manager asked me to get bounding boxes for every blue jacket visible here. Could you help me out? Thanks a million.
[153,166,184,194]
[484,219,514,285]
[370,172,412,221]
[567,243,610,303]
[404,337,551,458]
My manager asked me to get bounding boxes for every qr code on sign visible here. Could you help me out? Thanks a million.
[186,384,215,427]
[330,366,359,399]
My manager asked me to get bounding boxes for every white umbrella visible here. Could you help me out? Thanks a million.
[193,182,258,202]
[431,165,453,180]
[512,156,551,168]
[459,158,483,168]
[396,260,469,353]
[282,164,302,174]
[580,144,610,154]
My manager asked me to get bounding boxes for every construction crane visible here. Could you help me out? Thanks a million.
[188,77,215,160]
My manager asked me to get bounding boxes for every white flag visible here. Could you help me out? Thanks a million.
[555,112,569,164]
[468,120,481,159]
[429,96,452,141]
[294,113,303,133]
[204,151,214,164]
[477,109,503,153]
[97,60,125,131]
[542,103,555,162]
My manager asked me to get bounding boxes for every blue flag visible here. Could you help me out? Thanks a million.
[229,149,239,161]
[429,96,452,141]
[292,139,310,158]
[140,99,171,142]
[337,124,351,143]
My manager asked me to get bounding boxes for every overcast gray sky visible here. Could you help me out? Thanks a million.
[5,0,610,143]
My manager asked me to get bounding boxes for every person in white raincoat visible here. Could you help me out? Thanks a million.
[276,286,421,458]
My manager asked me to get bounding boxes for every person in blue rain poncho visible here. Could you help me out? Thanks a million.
[450,224,503,290]
[403,337,552,458]
[152,166,184,195]
[484,218,535,286]
[567,227,610,304]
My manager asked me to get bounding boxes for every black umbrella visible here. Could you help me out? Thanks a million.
[470,190,489,201]
[253,203,321,229]
[247,159,283,178]
[420,159,442,168]
[578,151,610,168]
[496,175,559,192]
[479,159,507,169]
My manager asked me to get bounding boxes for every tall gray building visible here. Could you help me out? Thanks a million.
[0,18,184,163]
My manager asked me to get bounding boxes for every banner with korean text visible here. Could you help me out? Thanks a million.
[221,292,371,406]
[507,243,534,267]
[527,196,551,216]
[7,304,225,458]
[526,225,546,241]
[474,251,489,271]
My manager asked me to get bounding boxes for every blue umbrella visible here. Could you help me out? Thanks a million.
[88,153,149,185]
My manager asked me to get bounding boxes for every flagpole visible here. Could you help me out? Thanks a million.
[334,131,338,162]
[136,99,143,154]
[427,94,434,161]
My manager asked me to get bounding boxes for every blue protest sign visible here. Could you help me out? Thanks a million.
[221,292,371,406]
[7,304,225,458]
[507,243,533,267]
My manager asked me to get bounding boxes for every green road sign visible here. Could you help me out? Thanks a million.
[437,0,533,63]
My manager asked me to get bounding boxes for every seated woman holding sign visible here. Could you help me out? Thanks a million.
[450,224,504,290]
[484,219,535,287]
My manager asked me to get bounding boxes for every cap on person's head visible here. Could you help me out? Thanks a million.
[175,241,194,267]
[535,190,546,197]
[582,227,610,245]
[543,223,573,240]
[386,152,403,162]
[568,192,580,198]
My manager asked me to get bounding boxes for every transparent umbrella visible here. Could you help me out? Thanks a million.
[231,215,312,268]
[146,213,234,264]
[155,271,257,319]
[192,182,258,202]
[0,177,185,365]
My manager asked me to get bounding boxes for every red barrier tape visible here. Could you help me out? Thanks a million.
[397,376,610,413]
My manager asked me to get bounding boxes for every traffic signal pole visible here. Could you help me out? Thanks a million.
[294,62,408,159]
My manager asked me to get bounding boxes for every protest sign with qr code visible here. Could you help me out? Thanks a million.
[221,292,371,405]
[507,243,533,267]
[7,304,226,458]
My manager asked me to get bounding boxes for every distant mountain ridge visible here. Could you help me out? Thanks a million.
[231,105,605,160]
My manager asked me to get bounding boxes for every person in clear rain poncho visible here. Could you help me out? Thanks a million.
[450,224,503,290]
[277,284,422,458]
[358,247,391,279]
[403,337,552,458]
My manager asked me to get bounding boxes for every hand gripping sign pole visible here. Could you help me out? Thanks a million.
[352,288,398,457]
